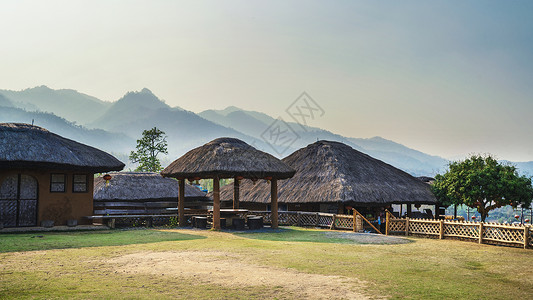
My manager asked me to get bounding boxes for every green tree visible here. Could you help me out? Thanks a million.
[129,127,168,172]
[432,154,533,221]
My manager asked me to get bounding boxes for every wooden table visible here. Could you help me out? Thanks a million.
[209,209,248,228]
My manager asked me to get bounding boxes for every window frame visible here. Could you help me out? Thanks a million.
[72,174,88,193]
[50,173,66,193]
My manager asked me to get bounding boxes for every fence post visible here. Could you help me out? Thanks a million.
[524,225,530,249]
[405,217,409,236]
[352,210,356,232]
[439,220,444,239]
[478,222,484,244]
[316,212,320,227]
[385,212,390,235]
[297,212,302,227]
[330,214,336,230]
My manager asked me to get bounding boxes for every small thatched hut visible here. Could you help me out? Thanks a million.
[0,123,124,227]
[218,140,437,216]
[93,172,209,215]
[161,137,295,229]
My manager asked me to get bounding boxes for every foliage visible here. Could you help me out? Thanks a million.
[433,154,533,221]
[129,127,168,172]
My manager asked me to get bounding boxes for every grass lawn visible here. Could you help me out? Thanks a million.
[0,227,531,299]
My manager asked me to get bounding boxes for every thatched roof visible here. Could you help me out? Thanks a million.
[218,140,437,205]
[161,137,295,179]
[0,123,124,172]
[94,172,207,201]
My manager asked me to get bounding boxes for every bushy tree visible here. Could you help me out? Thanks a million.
[129,127,168,172]
[432,154,533,221]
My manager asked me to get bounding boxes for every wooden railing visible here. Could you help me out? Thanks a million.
[387,215,532,249]
[249,211,354,230]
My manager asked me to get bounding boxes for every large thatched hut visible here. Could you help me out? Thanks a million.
[0,123,124,227]
[161,137,295,229]
[218,140,437,216]
[93,172,209,215]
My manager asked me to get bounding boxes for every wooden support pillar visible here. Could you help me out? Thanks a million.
[233,178,240,209]
[439,220,444,239]
[454,204,457,219]
[385,211,390,235]
[271,179,278,229]
[178,179,185,227]
[406,204,412,218]
[524,226,530,249]
[434,204,438,219]
[405,217,409,236]
[478,222,484,244]
[213,177,221,230]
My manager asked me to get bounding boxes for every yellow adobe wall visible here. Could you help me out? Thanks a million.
[0,169,94,226]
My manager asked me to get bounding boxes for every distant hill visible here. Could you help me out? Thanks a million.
[200,107,449,175]
[87,89,274,159]
[2,86,532,177]
[0,86,111,124]
[0,106,133,155]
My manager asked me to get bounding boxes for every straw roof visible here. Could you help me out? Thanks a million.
[94,172,207,201]
[0,123,124,172]
[219,140,437,205]
[161,137,295,179]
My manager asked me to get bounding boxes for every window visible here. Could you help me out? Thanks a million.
[72,174,88,193]
[50,174,66,192]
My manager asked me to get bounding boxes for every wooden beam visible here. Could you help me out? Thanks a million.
[233,178,240,209]
[271,179,278,229]
[406,203,412,218]
[178,179,185,227]
[213,177,220,230]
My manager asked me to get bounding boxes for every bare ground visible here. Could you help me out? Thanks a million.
[109,251,373,300]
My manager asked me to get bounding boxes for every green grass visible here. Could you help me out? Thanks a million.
[0,229,205,252]
[0,227,532,299]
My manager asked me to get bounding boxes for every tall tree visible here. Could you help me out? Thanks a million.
[432,154,533,221]
[129,127,168,172]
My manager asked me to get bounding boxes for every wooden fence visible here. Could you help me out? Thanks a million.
[387,216,532,249]
[249,211,354,230]
[250,210,532,249]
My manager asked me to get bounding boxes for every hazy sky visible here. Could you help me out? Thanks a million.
[2,1,533,161]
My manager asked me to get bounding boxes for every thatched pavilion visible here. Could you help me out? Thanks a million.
[0,123,124,227]
[93,172,209,215]
[161,137,295,229]
[218,140,437,216]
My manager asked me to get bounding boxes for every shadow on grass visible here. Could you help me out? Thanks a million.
[233,227,412,245]
[0,229,206,253]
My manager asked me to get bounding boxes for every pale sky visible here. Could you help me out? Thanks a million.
[1,0,533,161]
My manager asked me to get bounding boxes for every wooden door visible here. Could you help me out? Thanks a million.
[0,174,38,227]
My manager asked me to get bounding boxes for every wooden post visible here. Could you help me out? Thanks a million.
[406,204,412,218]
[385,211,390,235]
[352,209,356,232]
[454,204,457,219]
[330,214,336,230]
[524,226,530,249]
[405,217,409,236]
[478,222,484,244]
[434,204,438,219]
[297,212,302,227]
[213,177,221,230]
[178,179,186,227]
[439,220,444,239]
[315,212,320,227]
[233,177,240,209]
[270,179,278,229]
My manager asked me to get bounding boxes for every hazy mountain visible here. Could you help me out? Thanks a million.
[0,85,111,124]
[200,106,449,175]
[0,106,133,155]
[2,86,531,177]
[88,89,273,159]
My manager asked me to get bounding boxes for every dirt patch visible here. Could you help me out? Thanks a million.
[109,251,372,299]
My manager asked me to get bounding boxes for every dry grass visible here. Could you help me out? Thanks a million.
[0,227,532,299]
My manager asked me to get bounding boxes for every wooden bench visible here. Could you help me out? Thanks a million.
[84,214,179,228]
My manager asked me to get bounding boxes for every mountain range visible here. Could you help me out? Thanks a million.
[1,86,532,177]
